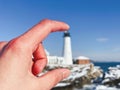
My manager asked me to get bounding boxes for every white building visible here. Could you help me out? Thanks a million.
[45,49,65,64]
[47,56,65,64]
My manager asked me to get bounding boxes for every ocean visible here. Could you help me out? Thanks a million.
[94,62,120,72]
[53,62,120,90]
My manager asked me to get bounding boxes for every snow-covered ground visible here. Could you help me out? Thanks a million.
[53,64,93,87]
[102,65,120,84]
[45,64,120,90]
[45,63,102,87]
[76,84,120,90]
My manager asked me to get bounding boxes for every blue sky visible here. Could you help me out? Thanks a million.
[0,0,120,61]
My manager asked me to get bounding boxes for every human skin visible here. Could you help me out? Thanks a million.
[0,19,70,90]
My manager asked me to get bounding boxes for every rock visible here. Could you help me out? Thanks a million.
[39,63,103,88]
[102,65,120,87]
[104,78,120,87]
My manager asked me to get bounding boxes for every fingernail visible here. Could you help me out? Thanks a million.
[66,24,70,29]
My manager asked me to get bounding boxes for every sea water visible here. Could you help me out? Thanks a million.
[94,62,120,72]
[53,62,120,90]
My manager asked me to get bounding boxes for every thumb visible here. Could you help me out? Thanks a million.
[38,69,70,90]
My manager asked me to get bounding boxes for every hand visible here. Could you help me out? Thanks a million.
[0,19,70,90]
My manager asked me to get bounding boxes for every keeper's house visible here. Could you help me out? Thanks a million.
[75,56,91,64]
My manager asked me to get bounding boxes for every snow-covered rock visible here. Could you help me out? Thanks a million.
[95,85,118,90]
[102,65,120,87]
[41,63,102,88]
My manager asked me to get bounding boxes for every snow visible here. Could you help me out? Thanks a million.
[95,85,118,90]
[76,56,90,60]
[103,65,120,83]
[44,64,120,89]
[63,65,89,81]
[117,65,120,68]
[53,63,102,87]
[78,84,119,90]
[55,83,71,87]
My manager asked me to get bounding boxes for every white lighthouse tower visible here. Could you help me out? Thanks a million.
[63,31,73,65]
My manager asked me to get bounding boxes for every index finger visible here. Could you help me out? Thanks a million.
[16,19,70,52]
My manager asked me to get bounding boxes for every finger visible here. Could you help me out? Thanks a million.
[15,19,70,52]
[38,69,70,90]
[0,41,7,52]
[32,43,47,75]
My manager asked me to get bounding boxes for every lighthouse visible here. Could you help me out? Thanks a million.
[63,31,73,65]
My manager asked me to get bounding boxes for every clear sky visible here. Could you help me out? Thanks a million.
[0,0,120,62]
